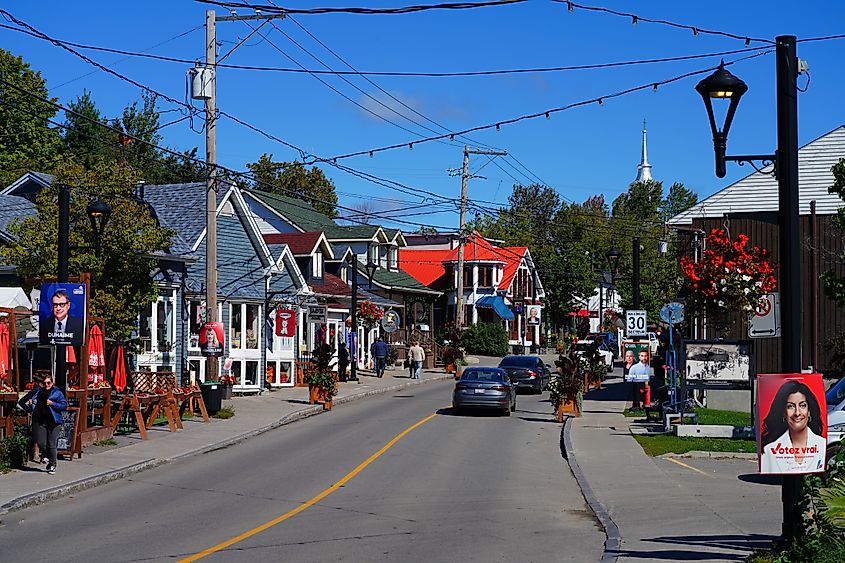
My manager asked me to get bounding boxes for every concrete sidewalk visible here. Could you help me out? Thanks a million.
[0,366,453,516]
[567,372,780,562]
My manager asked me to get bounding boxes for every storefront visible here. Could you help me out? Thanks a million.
[137,289,178,373]
[227,301,262,392]
[266,304,296,387]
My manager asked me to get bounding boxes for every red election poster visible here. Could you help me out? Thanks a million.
[757,373,827,474]
[275,308,296,337]
[199,321,225,357]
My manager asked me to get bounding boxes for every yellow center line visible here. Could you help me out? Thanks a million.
[664,456,712,477]
[179,412,439,562]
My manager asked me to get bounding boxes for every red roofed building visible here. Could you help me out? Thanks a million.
[401,232,545,350]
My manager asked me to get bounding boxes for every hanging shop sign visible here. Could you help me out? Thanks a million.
[757,372,826,475]
[381,309,400,333]
[308,304,327,324]
[199,321,225,357]
[39,282,87,346]
[275,308,296,337]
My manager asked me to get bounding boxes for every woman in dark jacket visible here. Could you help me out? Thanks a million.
[19,375,67,474]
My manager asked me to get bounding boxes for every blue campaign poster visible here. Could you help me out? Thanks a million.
[39,283,87,346]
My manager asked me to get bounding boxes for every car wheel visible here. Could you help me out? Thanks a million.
[502,406,511,417]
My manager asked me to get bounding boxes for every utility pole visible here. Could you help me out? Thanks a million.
[349,252,359,383]
[455,145,506,328]
[204,9,219,382]
[55,184,70,392]
[200,9,286,382]
[632,237,641,309]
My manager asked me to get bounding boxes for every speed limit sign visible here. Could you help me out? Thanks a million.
[626,310,647,337]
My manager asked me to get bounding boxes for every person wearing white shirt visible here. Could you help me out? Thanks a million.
[760,380,826,474]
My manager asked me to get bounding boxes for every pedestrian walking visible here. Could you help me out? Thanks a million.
[18,374,67,474]
[371,336,389,378]
[337,342,349,382]
[408,342,425,379]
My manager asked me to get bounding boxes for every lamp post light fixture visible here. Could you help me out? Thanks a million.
[604,246,621,325]
[695,36,803,543]
[86,199,112,257]
[365,257,378,289]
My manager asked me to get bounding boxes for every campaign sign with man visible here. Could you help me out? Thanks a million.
[39,283,87,346]
[757,373,827,475]
[199,321,225,357]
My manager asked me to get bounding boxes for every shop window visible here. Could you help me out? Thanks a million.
[230,304,242,349]
[245,304,259,349]
[140,303,153,353]
[157,298,174,352]
[245,361,258,386]
[188,300,206,349]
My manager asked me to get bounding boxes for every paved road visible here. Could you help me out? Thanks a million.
[0,380,604,562]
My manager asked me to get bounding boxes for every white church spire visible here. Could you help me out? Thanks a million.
[635,120,653,183]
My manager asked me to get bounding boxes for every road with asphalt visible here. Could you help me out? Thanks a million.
[0,380,604,562]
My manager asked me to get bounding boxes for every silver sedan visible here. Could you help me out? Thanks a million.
[452,367,516,416]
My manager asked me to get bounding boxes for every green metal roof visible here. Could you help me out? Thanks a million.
[368,266,441,295]
[249,189,336,232]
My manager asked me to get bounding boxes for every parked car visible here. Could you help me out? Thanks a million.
[825,377,845,463]
[573,340,614,372]
[587,332,620,359]
[452,367,516,416]
[497,355,552,393]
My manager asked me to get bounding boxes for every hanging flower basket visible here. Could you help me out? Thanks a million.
[358,301,384,328]
[680,229,777,334]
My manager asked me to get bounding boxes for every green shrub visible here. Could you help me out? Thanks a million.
[213,406,236,419]
[1,424,30,473]
[461,322,509,357]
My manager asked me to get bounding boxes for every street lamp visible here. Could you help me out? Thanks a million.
[695,37,802,543]
[365,256,378,289]
[86,199,112,257]
[695,61,748,178]
[604,246,621,324]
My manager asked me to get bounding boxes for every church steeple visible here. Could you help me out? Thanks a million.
[635,120,653,183]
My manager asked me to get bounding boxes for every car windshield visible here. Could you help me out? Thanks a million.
[826,377,845,406]
[460,369,504,382]
[498,356,539,368]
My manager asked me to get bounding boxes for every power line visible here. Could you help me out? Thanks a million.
[317,50,773,162]
[0,23,773,78]
[197,0,527,16]
[556,1,774,46]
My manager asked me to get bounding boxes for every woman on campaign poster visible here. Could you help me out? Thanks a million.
[758,374,827,474]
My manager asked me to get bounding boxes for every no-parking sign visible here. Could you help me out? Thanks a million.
[749,293,780,339]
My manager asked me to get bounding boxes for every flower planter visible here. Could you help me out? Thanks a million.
[308,384,335,408]
[446,363,456,374]
[555,395,580,421]
[323,399,333,411]
[221,384,233,400]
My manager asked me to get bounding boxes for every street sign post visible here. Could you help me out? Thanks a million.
[626,310,647,337]
[749,293,781,339]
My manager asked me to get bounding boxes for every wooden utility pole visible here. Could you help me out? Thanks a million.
[204,9,219,382]
[455,145,507,327]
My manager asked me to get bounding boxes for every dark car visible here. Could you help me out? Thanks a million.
[452,367,516,416]
[497,355,551,393]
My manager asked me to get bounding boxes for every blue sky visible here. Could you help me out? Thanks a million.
[3,1,845,231]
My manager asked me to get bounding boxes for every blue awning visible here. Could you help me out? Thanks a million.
[476,295,515,321]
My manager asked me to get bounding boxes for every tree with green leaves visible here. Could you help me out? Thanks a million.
[2,156,172,339]
[822,158,845,370]
[247,154,338,218]
[0,49,62,187]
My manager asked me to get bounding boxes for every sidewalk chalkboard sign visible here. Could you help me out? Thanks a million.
[57,407,81,457]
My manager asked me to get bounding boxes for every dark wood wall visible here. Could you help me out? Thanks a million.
[679,211,845,375]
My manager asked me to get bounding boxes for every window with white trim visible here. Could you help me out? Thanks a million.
[388,247,398,270]
[312,251,323,278]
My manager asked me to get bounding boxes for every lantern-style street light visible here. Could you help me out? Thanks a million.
[695,36,803,543]
[86,199,112,257]
[365,256,378,289]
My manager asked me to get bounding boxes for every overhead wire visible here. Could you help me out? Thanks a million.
[197,0,528,16]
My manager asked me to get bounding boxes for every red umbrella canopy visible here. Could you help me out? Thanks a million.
[0,322,8,380]
[88,325,106,383]
[111,345,127,392]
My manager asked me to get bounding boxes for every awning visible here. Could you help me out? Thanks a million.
[476,295,515,321]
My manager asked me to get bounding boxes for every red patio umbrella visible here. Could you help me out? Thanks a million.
[0,322,8,381]
[110,344,127,392]
[88,324,106,384]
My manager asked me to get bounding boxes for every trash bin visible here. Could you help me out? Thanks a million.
[201,383,222,415]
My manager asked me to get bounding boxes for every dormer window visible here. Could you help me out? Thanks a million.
[369,243,379,264]
[312,251,323,279]
[388,247,398,270]
[340,263,348,283]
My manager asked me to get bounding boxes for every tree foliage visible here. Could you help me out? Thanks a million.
[3,157,172,339]
[247,154,338,218]
[822,159,845,371]
[0,49,62,187]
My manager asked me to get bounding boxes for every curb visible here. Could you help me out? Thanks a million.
[563,416,620,563]
[661,450,757,461]
[0,374,453,517]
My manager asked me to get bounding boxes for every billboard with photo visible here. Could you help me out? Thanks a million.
[757,373,827,474]
[199,321,225,357]
[684,340,752,386]
[39,282,87,346]
[622,341,651,383]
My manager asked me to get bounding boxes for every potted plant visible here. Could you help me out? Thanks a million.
[304,369,337,410]
[220,374,236,399]
[550,352,583,421]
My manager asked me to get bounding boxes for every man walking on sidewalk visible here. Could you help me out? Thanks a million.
[408,341,425,379]
[371,336,389,378]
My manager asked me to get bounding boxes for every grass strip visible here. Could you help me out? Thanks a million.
[633,433,756,457]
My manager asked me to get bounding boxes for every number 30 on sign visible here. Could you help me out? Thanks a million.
[626,310,647,337]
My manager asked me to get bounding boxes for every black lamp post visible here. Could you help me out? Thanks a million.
[696,37,802,543]
[365,257,378,289]
[86,199,112,257]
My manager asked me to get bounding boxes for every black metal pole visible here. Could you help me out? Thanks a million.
[632,237,641,309]
[349,252,359,382]
[775,34,803,543]
[55,183,70,392]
